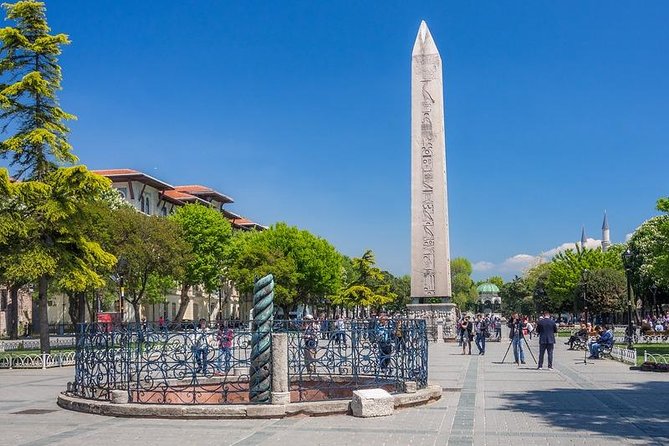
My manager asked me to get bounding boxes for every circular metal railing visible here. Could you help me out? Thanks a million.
[70,319,428,405]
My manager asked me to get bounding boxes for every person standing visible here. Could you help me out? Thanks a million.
[507,313,526,365]
[216,322,234,374]
[460,316,473,355]
[376,314,393,371]
[474,314,487,355]
[536,310,558,369]
[193,318,210,374]
[303,314,319,373]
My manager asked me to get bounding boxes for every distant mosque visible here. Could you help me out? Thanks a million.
[580,211,611,251]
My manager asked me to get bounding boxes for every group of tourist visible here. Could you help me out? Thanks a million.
[184,313,410,376]
[456,314,502,355]
[563,321,616,359]
[640,314,669,334]
[301,312,403,373]
[189,318,235,375]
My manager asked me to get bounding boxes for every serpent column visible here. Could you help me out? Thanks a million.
[249,274,274,403]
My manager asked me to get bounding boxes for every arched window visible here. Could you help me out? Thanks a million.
[140,196,145,213]
[145,196,151,214]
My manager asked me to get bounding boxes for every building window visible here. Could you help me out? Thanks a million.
[140,196,145,213]
[0,289,7,311]
[171,302,177,319]
[116,187,128,199]
[145,196,151,214]
[161,206,167,216]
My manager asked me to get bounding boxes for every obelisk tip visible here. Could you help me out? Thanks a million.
[412,20,439,56]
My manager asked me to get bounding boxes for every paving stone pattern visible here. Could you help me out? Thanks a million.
[1,338,668,445]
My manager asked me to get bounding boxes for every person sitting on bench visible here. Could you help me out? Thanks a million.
[588,324,613,359]
[565,322,588,349]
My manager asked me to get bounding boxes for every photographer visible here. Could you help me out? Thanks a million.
[507,313,526,365]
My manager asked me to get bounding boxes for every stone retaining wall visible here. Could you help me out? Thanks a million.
[57,384,442,419]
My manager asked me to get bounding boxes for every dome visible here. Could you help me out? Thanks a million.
[477,283,500,294]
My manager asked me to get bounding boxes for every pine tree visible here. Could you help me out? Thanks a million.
[0,0,75,180]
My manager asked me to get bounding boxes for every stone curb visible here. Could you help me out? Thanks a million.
[57,384,442,419]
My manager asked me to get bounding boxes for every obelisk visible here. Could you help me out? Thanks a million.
[411,21,452,303]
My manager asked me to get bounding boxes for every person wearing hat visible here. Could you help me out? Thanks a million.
[303,314,319,373]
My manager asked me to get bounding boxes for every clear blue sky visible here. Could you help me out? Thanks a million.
[33,1,669,280]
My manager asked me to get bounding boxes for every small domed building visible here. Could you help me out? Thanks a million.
[477,283,501,317]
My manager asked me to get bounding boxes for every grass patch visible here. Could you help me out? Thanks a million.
[632,343,669,365]
[0,347,75,359]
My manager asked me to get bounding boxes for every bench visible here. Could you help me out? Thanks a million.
[599,341,615,358]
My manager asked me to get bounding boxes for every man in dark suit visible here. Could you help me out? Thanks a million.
[536,310,558,369]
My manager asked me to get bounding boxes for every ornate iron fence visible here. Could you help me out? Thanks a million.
[286,319,428,402]
[71,319,428,405]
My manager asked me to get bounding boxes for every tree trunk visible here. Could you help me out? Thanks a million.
[133,301,141,324]
[87,295,95,322]
[38,275,50,354]
[78,293,86,324]
[8,284,19,339]
[174,283,190,323]
[67,292,78,325]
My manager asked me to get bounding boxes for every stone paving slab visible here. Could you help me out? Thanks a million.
[1,339,669,445]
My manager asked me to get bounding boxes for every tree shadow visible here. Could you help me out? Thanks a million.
[497,381,669,443]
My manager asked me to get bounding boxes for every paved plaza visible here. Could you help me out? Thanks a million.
[1,339,668,446]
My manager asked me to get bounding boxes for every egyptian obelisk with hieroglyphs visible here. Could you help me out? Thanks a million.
[411,21,452,303]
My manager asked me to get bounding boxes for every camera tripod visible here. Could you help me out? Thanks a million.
[501,328,537,365]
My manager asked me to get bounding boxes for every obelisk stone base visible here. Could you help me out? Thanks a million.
[407,303,458,341]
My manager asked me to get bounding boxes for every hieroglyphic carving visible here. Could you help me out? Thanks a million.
[419,55,440,296]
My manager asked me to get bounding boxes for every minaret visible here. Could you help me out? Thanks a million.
[580,226,587,250]
[410,21,452,302]
[601,211,611,252]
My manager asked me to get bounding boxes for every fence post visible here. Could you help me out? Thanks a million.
[644,350,647,363]
[41,353,47,370]
[271,333,290,405]
[436,318,444,344]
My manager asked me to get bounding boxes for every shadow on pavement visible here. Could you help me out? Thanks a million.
[498,381,669,443]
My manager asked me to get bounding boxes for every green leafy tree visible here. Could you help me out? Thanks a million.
[0,0,76,180]
[105,207,189,323]
[226,223,342,316]
[450,257,477,311]
[169,204,233,322]
[336,250,396,313]
[0,167,117,351]
[584,268,627,317]
[500,276,533,315]
[545,245,623,313]
[626,203,669,310]
[384,273,411,312]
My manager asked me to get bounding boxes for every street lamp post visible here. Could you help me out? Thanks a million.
[581,269,589,325]
[116,257,129,324]
[622,249,634,350]
[218,281,223,322]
